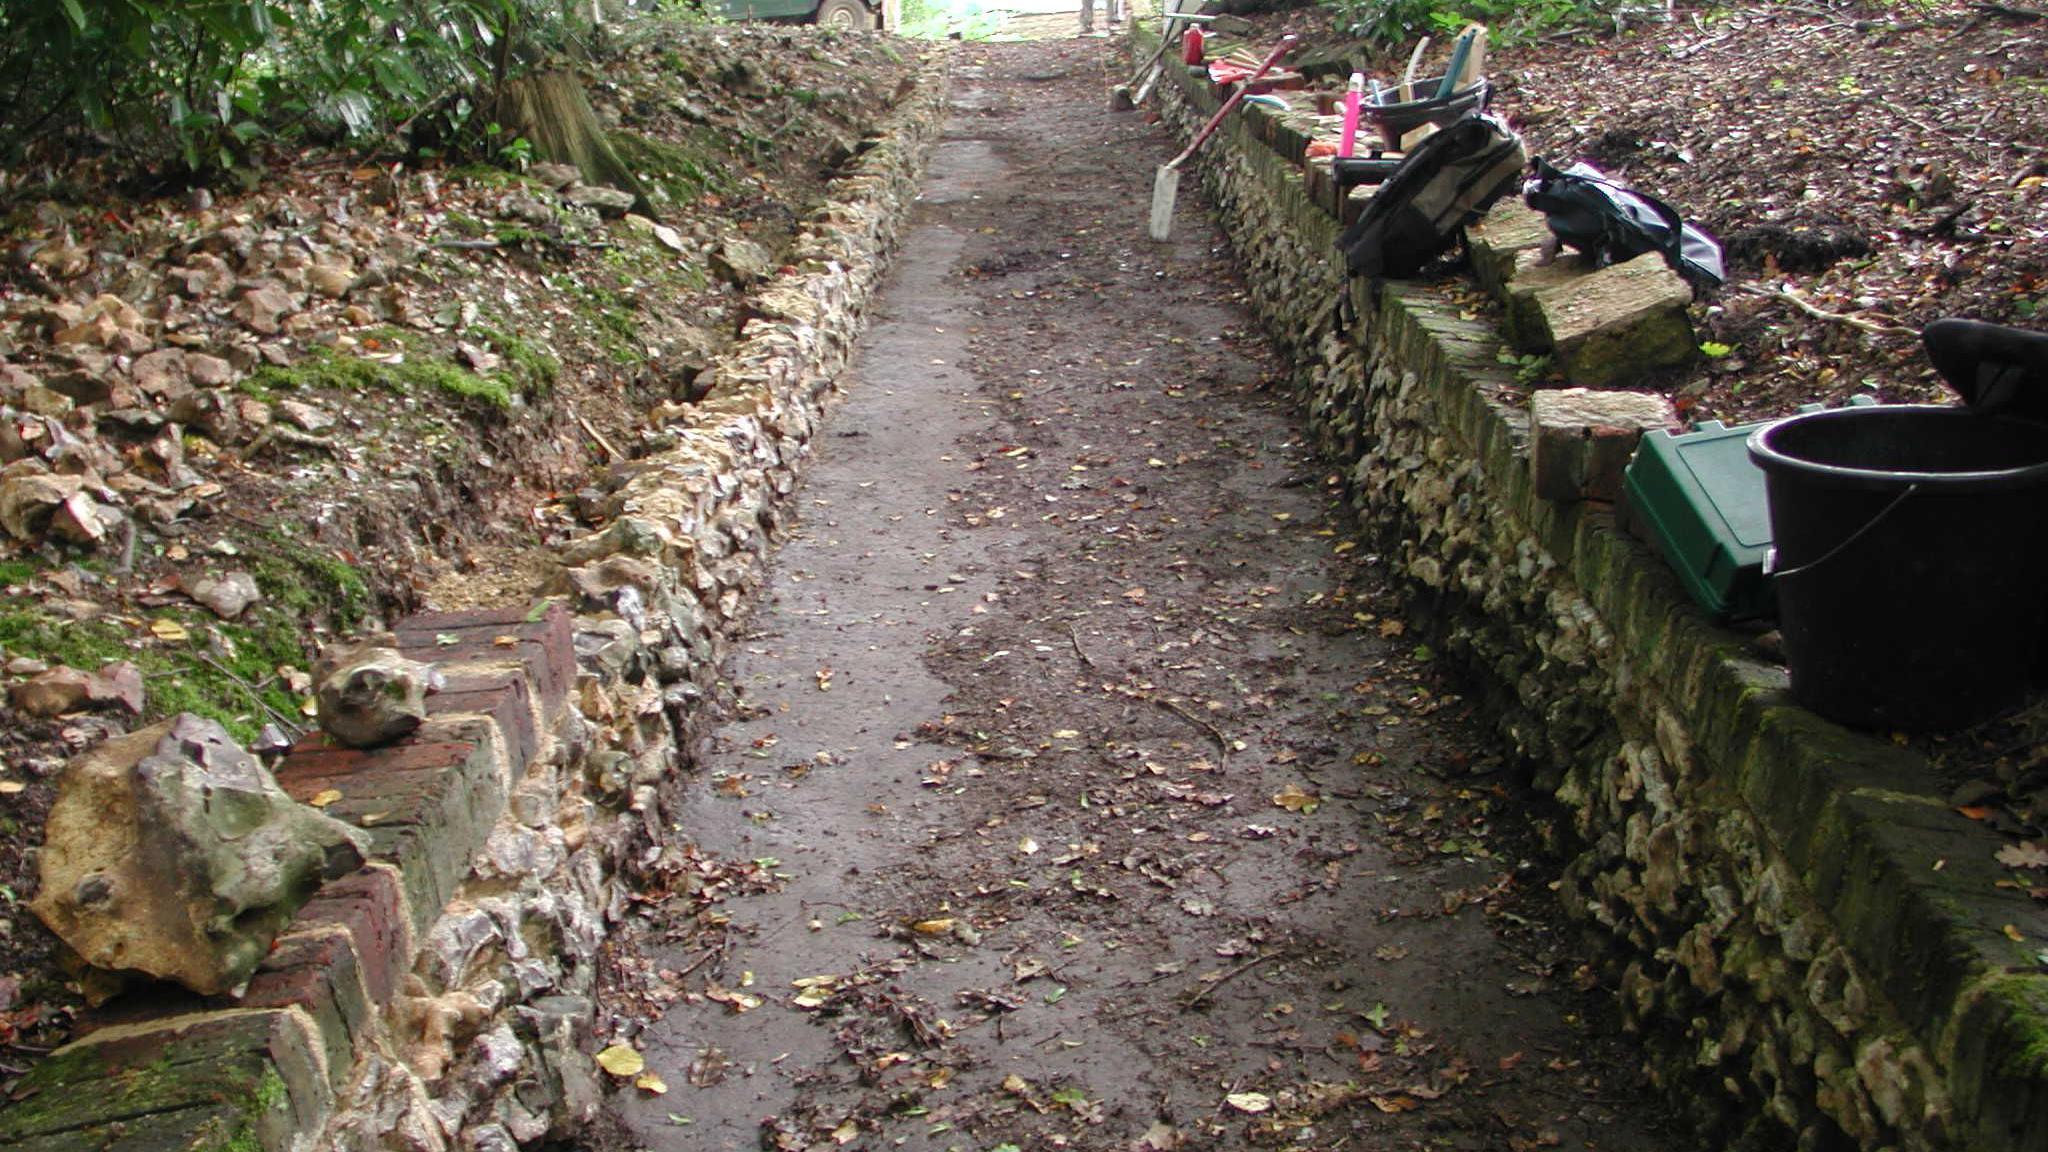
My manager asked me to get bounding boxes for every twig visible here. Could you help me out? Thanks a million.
[577,414,622,461]
[1153,695,1234,759]
[1870,95,1935,135]
[1736,284,1919,339]
[673,947,720,983]
[1976,1,2047,20]
[193,653,305,740]
[1182,951,1279,1006]
[1669,32,1731,59]
[1067,622,1098,670]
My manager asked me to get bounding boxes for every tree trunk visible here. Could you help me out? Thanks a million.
[496,69,655,219]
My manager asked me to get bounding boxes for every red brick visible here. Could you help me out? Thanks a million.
[243,931,370,1088]
[391,603,573,724]
[291,866,409,1006]
[430,671,538,769]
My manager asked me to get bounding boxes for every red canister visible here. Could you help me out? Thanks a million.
[1182,26,1205,65]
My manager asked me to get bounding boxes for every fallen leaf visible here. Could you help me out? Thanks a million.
[150,618,189,642]
[1224,1092,1271,1114]
[308,789,343,809]
[1272,783,1322,815]
[1369,1094,1421,1113]
[2005,923,2027,942]
[913,918,957,935]
[636,1072,668,1094]
[595,1044,645,1077]
[1018,836,1041,855]
[1997,842,2048,870]
[830,1119,859,1144]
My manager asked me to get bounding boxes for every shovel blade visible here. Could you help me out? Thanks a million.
[1148,164,1179,241]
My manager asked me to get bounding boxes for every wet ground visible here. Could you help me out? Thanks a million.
[593,38,1694,1152]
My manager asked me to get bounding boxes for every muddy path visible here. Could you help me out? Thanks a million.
[596,38,1692,1152]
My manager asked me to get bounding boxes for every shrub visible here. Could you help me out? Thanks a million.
[0,0,576,180]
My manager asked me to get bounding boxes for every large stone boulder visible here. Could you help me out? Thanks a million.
[30,715,370,995]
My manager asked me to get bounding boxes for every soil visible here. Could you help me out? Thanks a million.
[587,38,1689,1152]
[0,21,923,1072]
[1268,0,2048,424]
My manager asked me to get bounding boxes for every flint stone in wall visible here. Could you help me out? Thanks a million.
[30,714,370,994]
[314,637,444,748]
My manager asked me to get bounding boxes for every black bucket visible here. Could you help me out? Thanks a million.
[1748,405,2048,731]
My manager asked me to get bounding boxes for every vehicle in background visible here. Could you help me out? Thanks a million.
[713,0,883,30]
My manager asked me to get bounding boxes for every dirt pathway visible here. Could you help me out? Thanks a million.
[601,39,1689,1152]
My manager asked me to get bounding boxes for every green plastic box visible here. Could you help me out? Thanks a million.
[1622,419,1777,621]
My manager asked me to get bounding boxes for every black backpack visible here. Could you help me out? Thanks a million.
[1522,158,1725,291]
[1335,114,1527,280]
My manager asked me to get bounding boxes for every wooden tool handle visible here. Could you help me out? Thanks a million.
[1166,34,1296,170]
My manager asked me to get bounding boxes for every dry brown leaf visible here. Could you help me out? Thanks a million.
[1995,841,2048,870]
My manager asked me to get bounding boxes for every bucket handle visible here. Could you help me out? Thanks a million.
[1765,483,1922,582]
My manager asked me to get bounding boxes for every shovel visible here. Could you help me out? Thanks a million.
[1147,34,1296,242]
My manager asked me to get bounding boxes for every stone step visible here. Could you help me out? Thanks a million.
[1504,249,1697,388]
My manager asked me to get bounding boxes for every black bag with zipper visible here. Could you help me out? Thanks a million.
[1335,113,1527,280]
[1522,158,1725,291]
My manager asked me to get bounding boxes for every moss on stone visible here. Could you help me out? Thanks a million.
[249,344,529,411]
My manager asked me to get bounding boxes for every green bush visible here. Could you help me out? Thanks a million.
[0,0,574,179]
[1322,0,1637,48]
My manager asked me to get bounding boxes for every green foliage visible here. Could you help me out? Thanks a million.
[1322,0,1634,49]
[1496,347,1553,385]
[0,0,578,179]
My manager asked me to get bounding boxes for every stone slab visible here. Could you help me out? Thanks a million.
[1518,252,1697,387]
[1467,201,1554,299]
[1529,387,1678,503]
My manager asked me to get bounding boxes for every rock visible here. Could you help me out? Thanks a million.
[186,353,234,387]
[308,265,355,299]
[28,715,369,995]
[276,399,334,432]
[48,491,120,545]
[9,660,145,719]
[529,162,582,190]
[44,367,114,406]
[52,312,119,348]
[456,341,502,373]
[18,385,73,418]
[503,194,556,225]
[0,465,84,539]
[130,349,193,397]
[86,660,146,713]
[562,184,637,218]
[11,667,91,716]
[712,237,776,287]
[313,637,444,748]
[233,283,297,336]
[1529,388,1680,503]
[188,570,261,620]
[0,363,39,399]
[168,389,242,443]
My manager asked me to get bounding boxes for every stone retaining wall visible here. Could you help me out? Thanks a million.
[0,51,951,1152]
[1145,37,2047,1152]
